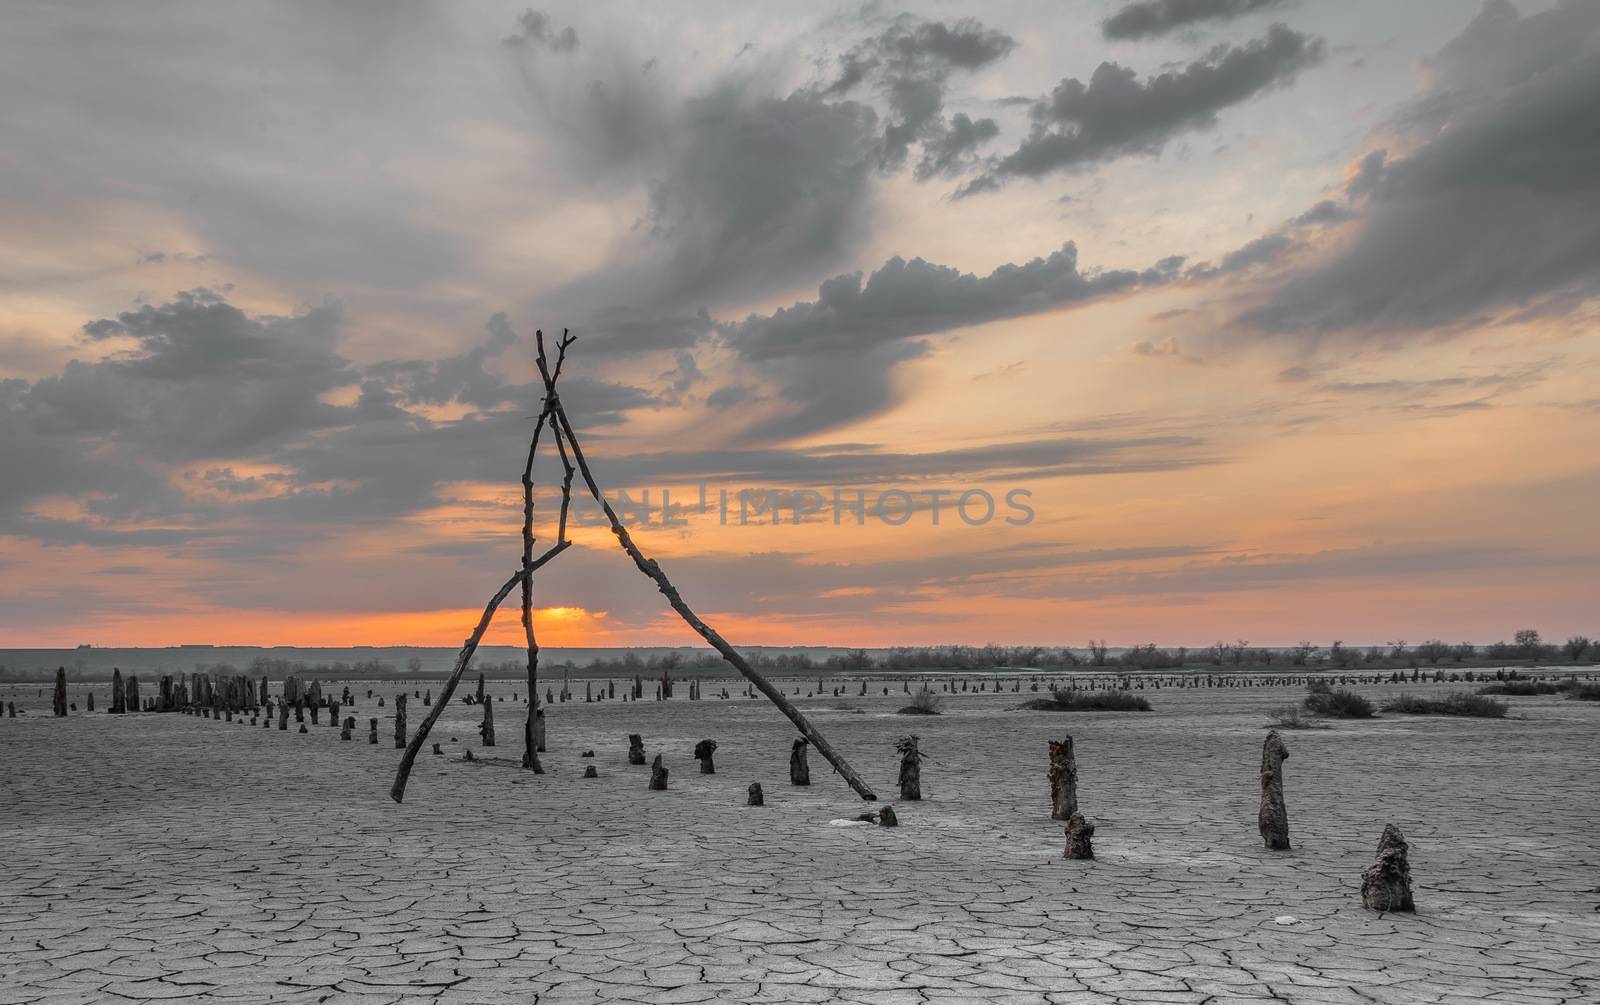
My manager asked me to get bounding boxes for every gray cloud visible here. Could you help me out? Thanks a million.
[503,9,578,52]
[1244,1,1600,336]
[825,14,1015,173]
[968,24,1323,191]
[1102,0,1290,41]
[721,243,1171,361]
[0,291,659,544]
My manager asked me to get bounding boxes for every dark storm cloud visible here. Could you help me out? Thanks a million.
[1244,1,1600,336]
[824,14,1015,173]
[964,24,1323,193]
[0,291,659,543]
[1102,0,1289,41]
[720,243,1171,360]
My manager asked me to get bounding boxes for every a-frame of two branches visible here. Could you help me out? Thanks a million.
[389,331,877,803]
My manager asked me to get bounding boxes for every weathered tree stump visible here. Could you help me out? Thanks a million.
[1048,737,1078,821]
[309,703,320,725]
[52,667,68,717]
[278,702,289,731]
[896,735,922,801]
[432,743,442,755]
[475,673,485,705]
[1258,731,1291,850]
[6,701,13,717]
[125,675,139,714]
[790,738,811,785]
[878,806,898,827]
[747,782,764,806]
[367,717,379,743]
[294,698,304,723]
[340,716,354,741]
[1064,812,1095,859]
[1361,824,1416,912]
[649,754,668,790]
[628,733,646,765]
[394,694,408,749]
[298,721,308,733]
[694,739,718,774]
[110,668,125,714]
[583,765,598,778]
[86,692,94,712]
[479,694,495,747]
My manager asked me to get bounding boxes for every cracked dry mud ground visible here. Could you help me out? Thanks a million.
[3,680,1597,1004]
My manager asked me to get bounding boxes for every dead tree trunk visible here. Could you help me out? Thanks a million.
[1048,737,1078,821]
[694,739,717,774]
[543,374,877,800]
[278,701,289,731]
[111,668,125,714]
[649,754,668,790]
[394,694,407,749]
[1064,813,1095,860]
[125,675,138,713]
[53,668,67,717]
[896,735,922,800]
[628,734,646,765]
[1258,731,1291,850]
[790,738,811,786]
[1361,824,1416,912]
[475,673,485,706]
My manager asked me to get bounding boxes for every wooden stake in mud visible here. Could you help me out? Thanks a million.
[479,694,495,747]
[896,736,923,800]
[1361,824,1416,912]
[1049,737,1078,821]
[1064,813,1095,860]
[790,738,811,786]
[1258,731,1291,850]
[694,739,717,774]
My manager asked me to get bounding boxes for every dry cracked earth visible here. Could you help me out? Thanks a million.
[2,675,1597,1004]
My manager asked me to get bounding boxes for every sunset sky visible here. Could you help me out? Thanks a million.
[3,0,1597,649]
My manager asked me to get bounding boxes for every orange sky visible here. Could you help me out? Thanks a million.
[3,2,1597,650]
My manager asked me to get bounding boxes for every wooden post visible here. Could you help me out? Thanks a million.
[790,738,811,786]
[111,668,125,714]
[125,675,139,713]
[628,734,646,765]
[479,694,495,747]
[341,716,353,741]
[694,739,717,774]
[1259,731,1291,850]
[394,694,407,749]
[1361,824,1416,912]
[1048,737,1077,821]
[1064,813,1095,860]
[896,736,922,800]
[649,754,668,790]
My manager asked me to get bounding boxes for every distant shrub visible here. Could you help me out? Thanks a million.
[1018,689,1152,712]
[1382,691,1507,718]
[1266,705,1330,730]
[1566,684,1600,702]
[1302,681,1374,719]
[897,689,945,715]
[1476,681,1572,696]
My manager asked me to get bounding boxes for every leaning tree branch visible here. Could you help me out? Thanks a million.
[534,349,877,801]
[389,544,571,804]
